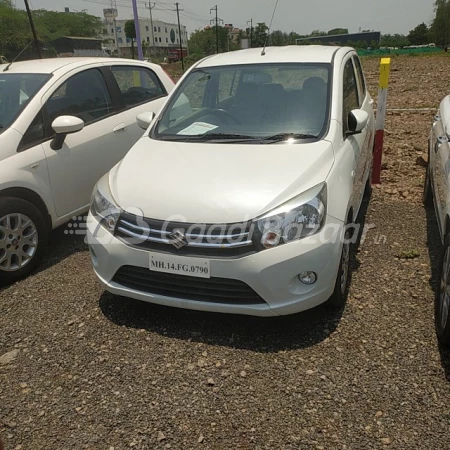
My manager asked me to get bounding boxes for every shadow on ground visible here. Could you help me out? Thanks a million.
[424,202,450,380]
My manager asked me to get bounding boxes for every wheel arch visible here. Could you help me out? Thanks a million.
[0,187,52,230]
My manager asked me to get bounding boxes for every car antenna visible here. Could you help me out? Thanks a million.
[261,0,280,56]
[3,41,33,72]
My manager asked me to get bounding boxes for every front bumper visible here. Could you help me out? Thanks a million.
[86,214,344,317]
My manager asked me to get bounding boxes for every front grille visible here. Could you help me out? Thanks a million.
[114,212,257,258]
[112,265,267,305]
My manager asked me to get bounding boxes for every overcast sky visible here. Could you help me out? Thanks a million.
[23,0,435,36]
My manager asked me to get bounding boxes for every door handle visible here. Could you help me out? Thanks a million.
[437,135,448,144]
[113,123,127,133]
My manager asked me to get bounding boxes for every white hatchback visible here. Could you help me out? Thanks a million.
[87,46,375,316]
[0,57,174,284]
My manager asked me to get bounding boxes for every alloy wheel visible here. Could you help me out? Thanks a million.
[0,213,38,272]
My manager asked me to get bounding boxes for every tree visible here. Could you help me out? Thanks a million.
[252,22,269,47]
[431,0,450,46]
[0,3,103,59]
[380,33,409,48]
[125,20,136,58]
[408,22,430,45]
[328,28,348,35]
[188,26,232,56]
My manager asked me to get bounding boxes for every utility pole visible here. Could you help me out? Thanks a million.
[145,2,157,58]
[131,0,144,60]
[111,0,120,57]
[247,18,253,48]
[210,5,223,54]
[24,0,42,59]
[175,2,184,72]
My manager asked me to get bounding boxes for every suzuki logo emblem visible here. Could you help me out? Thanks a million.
[169,229,188,249]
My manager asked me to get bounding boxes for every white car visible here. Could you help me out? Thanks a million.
[87,46,375,316]
[424,96,450,345]
[0,57,174,285]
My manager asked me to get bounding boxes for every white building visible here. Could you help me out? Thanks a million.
[102,13,188,58]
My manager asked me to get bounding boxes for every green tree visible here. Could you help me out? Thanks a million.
[252,22,269,47]
[408,22,430,45]
[380,33,409,48]
[188,26,231,55]
[0,3,103,59]
[328,28,348,35]
[431,0,450,46]
[125,20,136,58]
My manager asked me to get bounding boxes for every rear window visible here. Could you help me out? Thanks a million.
[0,73,51,134]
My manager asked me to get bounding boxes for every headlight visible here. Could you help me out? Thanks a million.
[90,175,120,233]
[254,183,327,249]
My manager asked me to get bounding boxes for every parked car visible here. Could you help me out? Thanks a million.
[424,95,450,345]
[87,46,375,316]
[0,57,174,285]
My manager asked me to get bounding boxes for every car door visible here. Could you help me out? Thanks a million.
[41,66,131,218]
[431,111,450,233]
[341,56,368,216]
[353,55,374,186]
[109,64,169,141]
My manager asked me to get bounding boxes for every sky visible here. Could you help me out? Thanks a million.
[19,0,436,36]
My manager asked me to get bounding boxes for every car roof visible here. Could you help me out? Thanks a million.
[196,45,351,68]
[0,57,156,74]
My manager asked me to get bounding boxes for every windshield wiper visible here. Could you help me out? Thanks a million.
[159,132,257,142]
[263,133,318,143]
[194,132,258,141]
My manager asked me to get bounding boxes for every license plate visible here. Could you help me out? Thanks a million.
[149,252,211,278]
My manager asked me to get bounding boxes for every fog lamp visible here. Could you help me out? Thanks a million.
[298,271,317,285]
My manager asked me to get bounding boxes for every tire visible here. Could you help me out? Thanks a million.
[327,222,353,308]
[435,233,450,346]
[0,197,49,286]
[364,161,373,199]
[423,158,433,207]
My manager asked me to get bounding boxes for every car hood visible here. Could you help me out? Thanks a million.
[110,138,335,224]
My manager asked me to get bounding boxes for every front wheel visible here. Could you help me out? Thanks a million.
[327,224,352,309]
[435,234,450,346]
[423,159,433,207]
[0,197,49,286]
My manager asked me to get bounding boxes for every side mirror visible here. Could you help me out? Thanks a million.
[51,116,84,150]
[137,111,155,130]
[347,109,369,136]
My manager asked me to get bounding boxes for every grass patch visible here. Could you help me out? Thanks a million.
[396,249,421,259]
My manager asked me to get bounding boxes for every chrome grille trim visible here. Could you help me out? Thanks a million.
[116,217,254,249]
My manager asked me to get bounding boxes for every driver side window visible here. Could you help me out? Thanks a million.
[111,66,165,108]
[342,59,359,133]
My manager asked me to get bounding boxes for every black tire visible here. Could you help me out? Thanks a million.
[435,233,450,346]
[0,197,49,286]
[327,222,353,308]
[423,158,433,207]
[364,162,373,199]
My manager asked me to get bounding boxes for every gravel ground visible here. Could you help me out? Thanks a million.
[2,55,450,450]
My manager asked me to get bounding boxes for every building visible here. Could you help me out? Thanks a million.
[224,24,241,44]
[102,12,188,58]
[296,31,381,47]
[52,36,107,57]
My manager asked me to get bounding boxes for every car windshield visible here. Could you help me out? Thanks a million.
[0,73,51,134]
[154,63,331,143]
